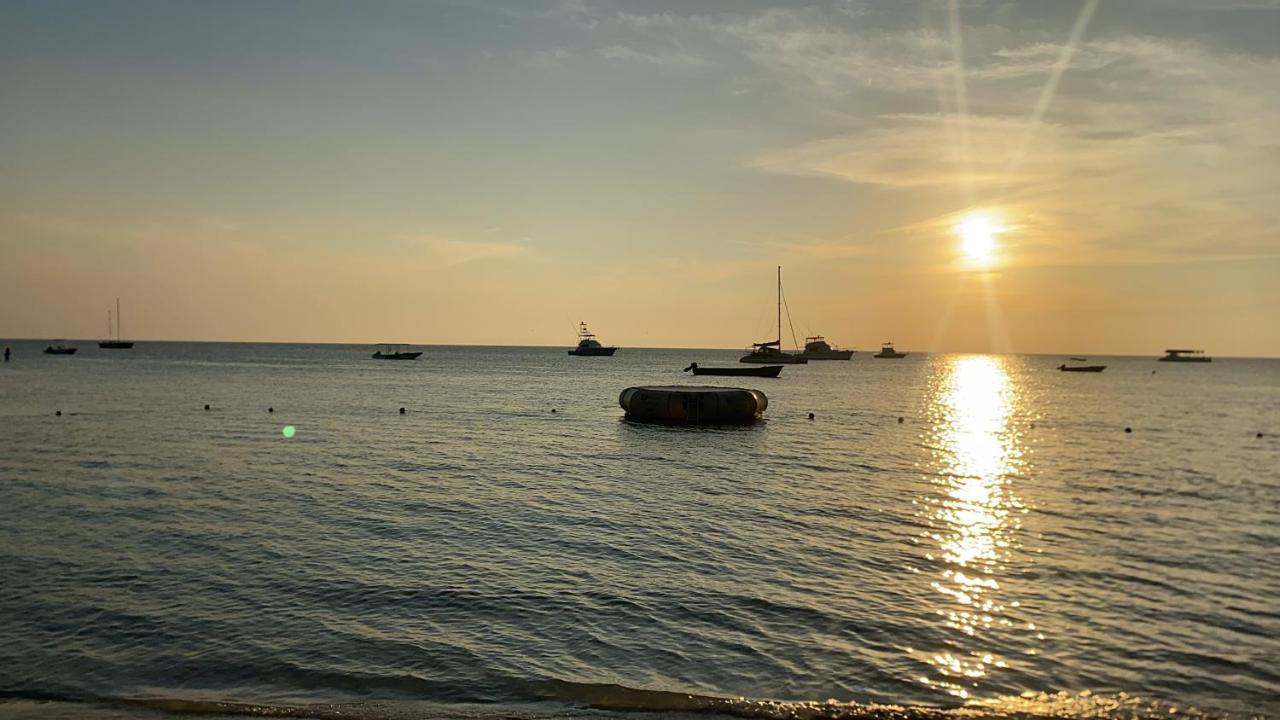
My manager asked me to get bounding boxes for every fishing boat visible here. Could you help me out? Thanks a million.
[873,343,907,359]
[98,298,135,349]
[1159,349,1211,363]
[740,267,807,364]
[371,344,422,360]
[683,362,782,378]
[44,342,77,355]
[799,336,854,361]
[567,322,617,356]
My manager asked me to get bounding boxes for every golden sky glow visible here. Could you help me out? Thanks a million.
[1,2,1277,355]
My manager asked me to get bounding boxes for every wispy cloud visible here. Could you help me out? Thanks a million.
[400,235,529,269]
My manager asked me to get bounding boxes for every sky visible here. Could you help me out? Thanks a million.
[2,0,1278,355]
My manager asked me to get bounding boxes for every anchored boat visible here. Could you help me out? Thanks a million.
[1058,363,1106,373]
[1159,349,1211,363]
[98,298,135,349]
[371,344,423,360]
[740,267,807,364]
[44,342,77,355]
[568,322,617,356]
[873,343,907,359]
[684,362,782,378]
[799,336,853,361]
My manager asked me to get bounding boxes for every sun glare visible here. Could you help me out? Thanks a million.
[956,213,1003,265]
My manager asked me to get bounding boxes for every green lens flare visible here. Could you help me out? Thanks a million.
[282,425,296,438]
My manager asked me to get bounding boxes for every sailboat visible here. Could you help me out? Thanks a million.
[98,298,135,349]
[740,267,807,364]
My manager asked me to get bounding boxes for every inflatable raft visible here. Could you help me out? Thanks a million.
[619,385,768,425]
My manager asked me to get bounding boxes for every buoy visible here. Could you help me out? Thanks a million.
[1125,427,1132,433]
[399,407,406,414]
[1030,422,1036,429]
[204,404,210,411]
[897,416,904,424]
[1258,432,1265,438]
[808,412,815,420]
[619,386,767,425]
[551,408,557,413]
[55,410,62,417]
[268,407,274,413]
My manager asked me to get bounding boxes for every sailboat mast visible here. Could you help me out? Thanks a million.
[116,298,121,340]
[777,266,783,345]
[107,310,112,339]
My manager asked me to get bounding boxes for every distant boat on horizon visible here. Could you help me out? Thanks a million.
[371,343,422,360]
[1059,358,1106,372]
[799,335,854,361]
[740,267,807,364]
[44,341,77,355]
[873,342,907,359]
[567,322,617,356]
[98,298,135,349]
[1160,348,1211,363]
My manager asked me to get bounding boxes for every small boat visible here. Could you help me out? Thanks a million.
[1058,364,1106,372]
[799,336,854,361]
[740,267,807,364]
[684,362,782,378]
[1159,348,1211,363]
[567,322,617,356]
[371,344,422,360]
[44,342,77,355]
[98,298,135,349]
[873,343,907,359]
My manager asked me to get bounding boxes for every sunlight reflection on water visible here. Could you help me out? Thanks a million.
[916,355,1029,699]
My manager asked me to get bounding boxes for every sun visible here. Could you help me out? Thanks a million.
[955,212,1003,265]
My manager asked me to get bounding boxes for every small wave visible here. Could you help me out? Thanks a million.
[530,681,1243,720]
[0,685,1251,720]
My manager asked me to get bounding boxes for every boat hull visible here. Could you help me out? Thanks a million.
[873,352,907,359]
[372,352,422,360]
[98,341,134,349]
[44,348,77,355]
[740,353,806,364]
[800,350,853,360]
[691,365,782,378]
[568,347,617,356]
[1159,356,1211,362]
[1059,365,1106,372]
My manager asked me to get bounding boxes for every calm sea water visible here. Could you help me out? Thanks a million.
[1,342,1277,720]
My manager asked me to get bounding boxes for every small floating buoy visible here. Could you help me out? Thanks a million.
[620,386,767,425]
[203,404,210,411]
[1258,432,1265,438]
[399,407,406,414]
[897,416,904,424]
[1030,422,1036,429]
[55,410,62,417]
[1125,427,1132,433]
[268,407,274,413]
[551,408,557,413]
[808,412,815,420]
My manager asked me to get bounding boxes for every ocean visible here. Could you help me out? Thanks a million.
[1,342,1277,720]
